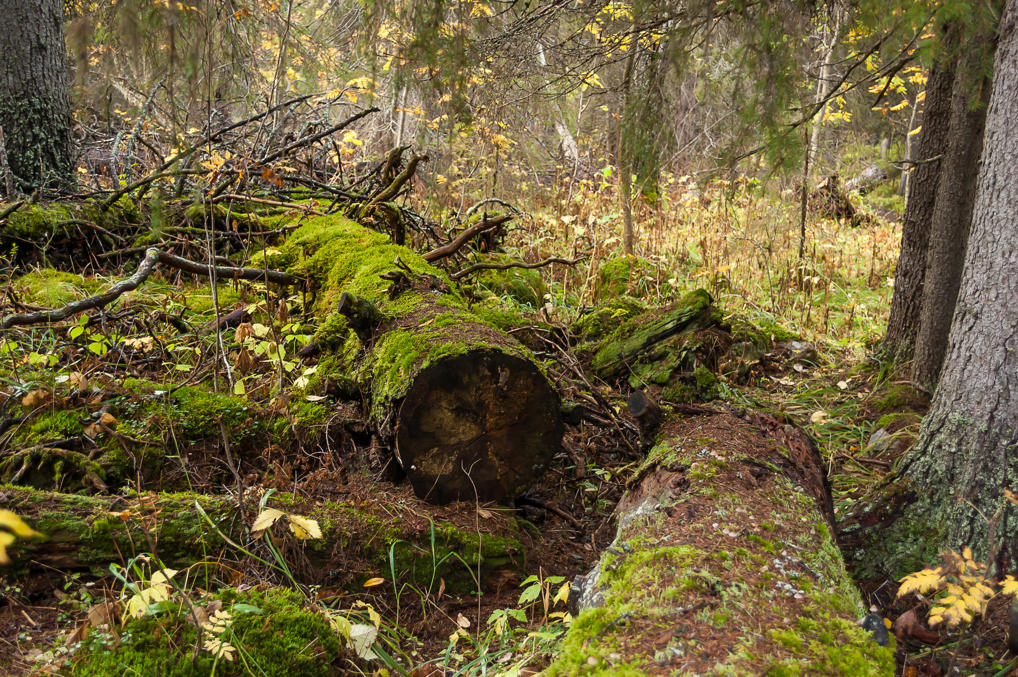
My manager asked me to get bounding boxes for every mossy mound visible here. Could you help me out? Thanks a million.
[12,269,104,307]
[593,255,674,304]
[69,587,346,677]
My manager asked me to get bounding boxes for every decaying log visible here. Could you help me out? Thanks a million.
[0,484,525,592]
[546,411,893,675]
[279,216,563,504]
[590,290,721,379]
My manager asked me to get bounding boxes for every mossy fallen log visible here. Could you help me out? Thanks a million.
[0,484,524,592]
[274,215,563,504]
[545,411,893,675]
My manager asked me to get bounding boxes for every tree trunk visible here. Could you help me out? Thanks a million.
[618,32,638,256]
[881,52,956,363]
[807,8,844,170]
[547,412,893,675]
[0,485,525,592]
[911,49,991,389]
[282,216,563,505]
[0,0,73,192]
[888,0,1018,570]
[536,42,580,170]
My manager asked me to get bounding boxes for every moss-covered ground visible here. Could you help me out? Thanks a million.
[0,162,1009,677]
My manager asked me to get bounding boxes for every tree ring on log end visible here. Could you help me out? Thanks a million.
[395,350,563,504]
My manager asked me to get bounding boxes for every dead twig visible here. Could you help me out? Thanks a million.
[423,215,513,263]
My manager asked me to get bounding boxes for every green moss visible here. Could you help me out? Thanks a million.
[594,255,673,304]
[470,254,547,307]
[13,269,103,307]
[21,409,81,443]
[121,380,262,442]
[2,203,75,240]
[591,289,717,376]
[70,587,345,677]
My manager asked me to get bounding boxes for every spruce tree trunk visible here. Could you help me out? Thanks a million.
[911,49,991,389]
[896,0,1018,569]
[0,0,73,192]
[881,49,956,363]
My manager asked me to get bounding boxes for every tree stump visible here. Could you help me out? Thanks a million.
[279,216,563,504]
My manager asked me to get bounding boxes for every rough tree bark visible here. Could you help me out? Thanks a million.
[867,0,1018,572]
[546,412,893,675]
[911,46,991,389]
[881,45,957,364]
[279,216,563,505]
[0,0,73,192]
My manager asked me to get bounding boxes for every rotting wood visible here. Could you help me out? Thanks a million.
[0,484,525,593]
[546,410,892,675]
[280,215,563,504]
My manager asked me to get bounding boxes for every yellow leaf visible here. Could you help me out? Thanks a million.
[363,577,385,588]
[287,514,322,540]
[0,531,15,565]
[1001,576,1018,596]
[552,581,570,606]
[252,508,286,533]
[897,568,944,597]
[0,509,39,538]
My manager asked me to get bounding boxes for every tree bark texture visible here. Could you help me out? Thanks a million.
[881,52,956,363]
[280,216,563,505]
[911,48,991,389]
[897,0,1018,569]
[545,412,893,675]
[0,0,73,191]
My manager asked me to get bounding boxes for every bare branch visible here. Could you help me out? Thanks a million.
[1,248,299,329]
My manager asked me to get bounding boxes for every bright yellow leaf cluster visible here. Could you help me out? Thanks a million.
[897,547,1016,629]
[251,507,322,540]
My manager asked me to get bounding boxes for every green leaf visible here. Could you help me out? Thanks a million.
[231,603,263,615]
[518,583,542,606]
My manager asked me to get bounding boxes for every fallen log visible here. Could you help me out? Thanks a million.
[547,411,893,675]
[277,215,563,504]
[0,484,524,593]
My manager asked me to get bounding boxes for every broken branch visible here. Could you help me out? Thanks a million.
[423,215,513,263]
[1,248,299,329]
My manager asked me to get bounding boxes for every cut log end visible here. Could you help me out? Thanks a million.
[395,350,563,504]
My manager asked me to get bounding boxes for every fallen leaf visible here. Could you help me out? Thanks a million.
[837,380,849,390]
[252,508,286,533]
[810,410,829,424]
[456,612,471,628]
[286,514,322,540]
[21,389,50,408]
[363,577,385,588]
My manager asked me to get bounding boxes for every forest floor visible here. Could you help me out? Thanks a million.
[0,160,1015,676]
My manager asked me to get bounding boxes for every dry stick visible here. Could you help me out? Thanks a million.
[423,215,513,263]
[259,107,379,165]
[211,192,325,216]
[450,256,584,281]
[360,153,427,214]
[1,248,299,329]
